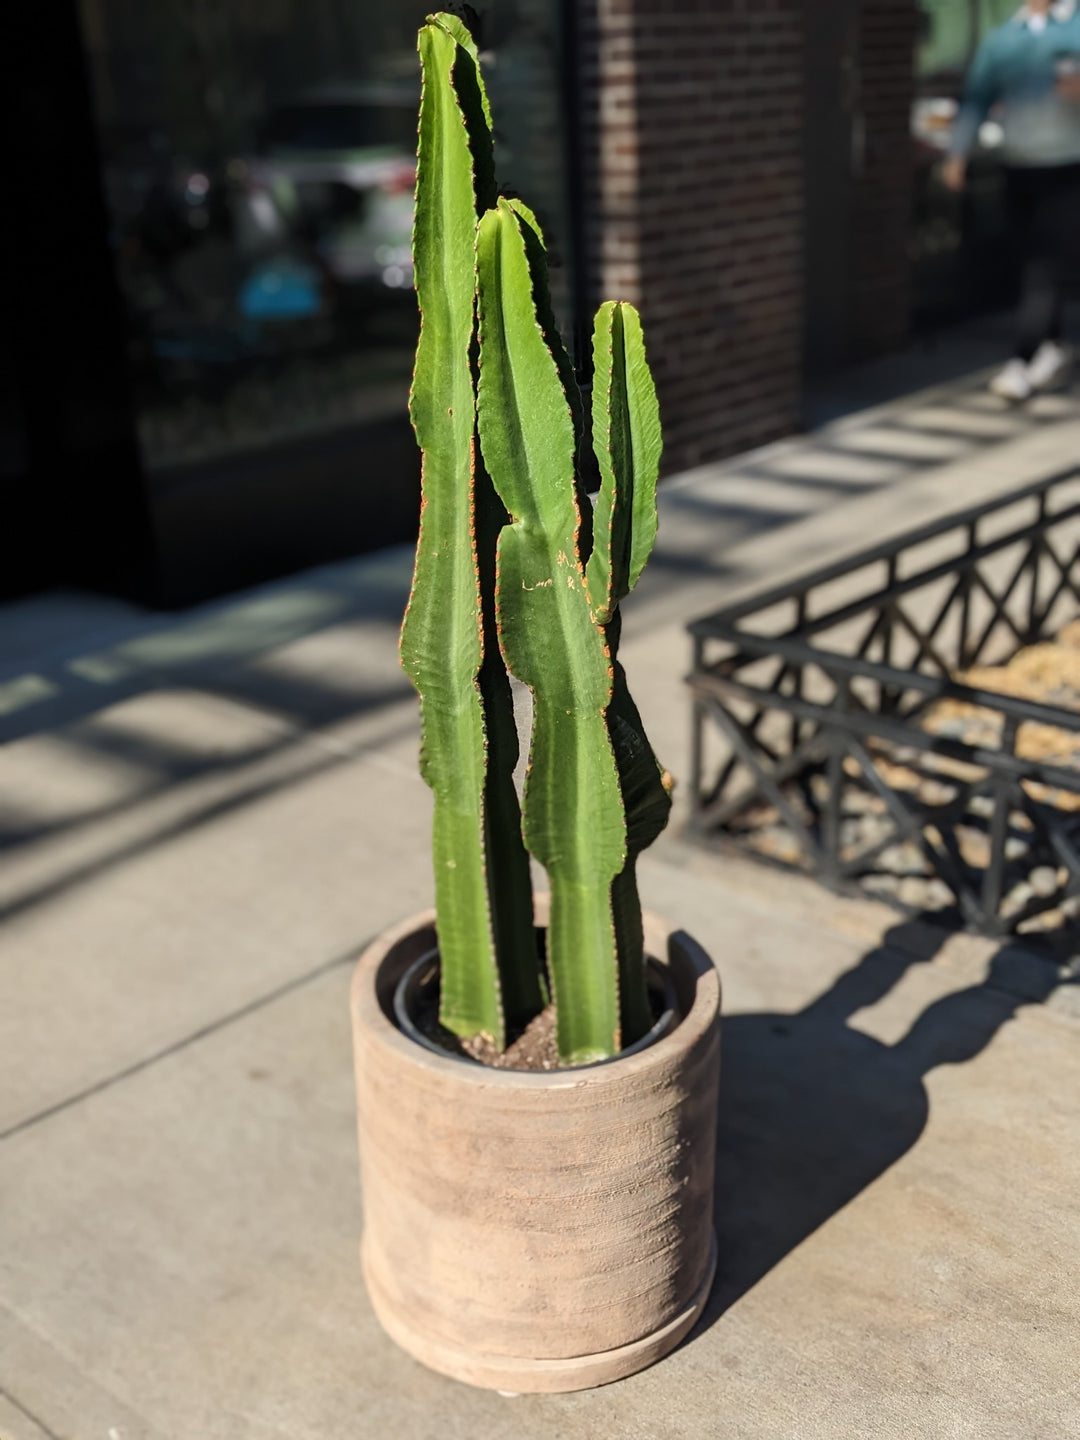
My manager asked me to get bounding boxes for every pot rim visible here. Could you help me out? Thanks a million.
[393,947,680,1071]
[351,903,721,1093]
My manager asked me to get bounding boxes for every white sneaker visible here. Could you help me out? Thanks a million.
[989,358,1032,402]
[1026,340,1072,392]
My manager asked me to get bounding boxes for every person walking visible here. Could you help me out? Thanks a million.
[943,1,1080,401]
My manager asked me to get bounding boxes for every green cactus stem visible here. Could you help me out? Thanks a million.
[400,13,669,1065]
[476,198,627,1064]
[586,302,661,626]
[399,17,540,1049]
[587,300,671,1044]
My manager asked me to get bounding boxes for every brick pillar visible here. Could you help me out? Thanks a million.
[576,0,805,473]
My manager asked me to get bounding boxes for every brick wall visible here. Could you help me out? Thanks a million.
[852,0,918,359]
[573,0,918,470]
[575,0,805,474]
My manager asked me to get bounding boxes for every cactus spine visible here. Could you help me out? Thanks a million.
[404,14,668,1063]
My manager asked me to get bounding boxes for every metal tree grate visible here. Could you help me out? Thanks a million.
[686,469,1080,937]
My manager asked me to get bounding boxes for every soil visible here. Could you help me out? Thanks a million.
[461,1005,560,1070]
[411,975,666,1071]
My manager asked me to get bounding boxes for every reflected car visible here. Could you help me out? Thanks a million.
[241,85,417,291]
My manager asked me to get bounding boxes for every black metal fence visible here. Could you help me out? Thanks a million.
[686,469,1080,936]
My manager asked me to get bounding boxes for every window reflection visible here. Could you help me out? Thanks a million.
[79,0,574,472]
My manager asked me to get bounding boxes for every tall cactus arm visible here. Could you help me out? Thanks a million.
[432,11,493,130]
[510,200,591,561]
[476,198,627,1064]
[585,301,663,626]
[436,20,540,1030]
[510,201,586,453]
[399,21,538,1047]
[585,300,670,1041]
[430,12,496,212]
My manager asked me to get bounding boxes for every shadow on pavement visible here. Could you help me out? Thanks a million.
[0,547,422,925]
[702,918,1072,1325]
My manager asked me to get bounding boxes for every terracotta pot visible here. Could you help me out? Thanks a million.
[350,899,721,1393]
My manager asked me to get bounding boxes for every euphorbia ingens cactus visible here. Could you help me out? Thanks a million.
[400,12,670,1064]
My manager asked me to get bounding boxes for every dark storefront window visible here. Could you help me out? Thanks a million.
[78,0,576,476]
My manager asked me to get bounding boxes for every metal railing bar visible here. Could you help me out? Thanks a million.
[697,634,1080,732]
[689,469,1080,634]
[698,694,825,865]
[690,669,1080,792]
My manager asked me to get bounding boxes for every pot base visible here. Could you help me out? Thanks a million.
[361,1230,718,1393]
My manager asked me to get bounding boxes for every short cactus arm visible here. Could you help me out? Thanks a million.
[586,301,662,624]
[399,20,538,1047]
[476,199,627,1063]
[586,300,671,1043]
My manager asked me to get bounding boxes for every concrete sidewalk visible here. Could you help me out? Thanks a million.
[2,373,1080,1439]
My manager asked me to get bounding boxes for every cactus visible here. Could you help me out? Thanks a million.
[400,14,541,1050]
[476,198,628,1063]
[587,302,671,1046]
[403,14,670,1063]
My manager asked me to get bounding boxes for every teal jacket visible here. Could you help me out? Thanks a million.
[950,2,1080,166]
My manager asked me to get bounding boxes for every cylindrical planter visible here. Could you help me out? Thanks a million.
[350,899,721,1393]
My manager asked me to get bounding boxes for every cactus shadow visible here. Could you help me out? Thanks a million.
[697,919,1068,1327]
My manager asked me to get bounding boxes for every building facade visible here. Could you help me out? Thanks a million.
[576,0,919,475]
[3,0,932,600]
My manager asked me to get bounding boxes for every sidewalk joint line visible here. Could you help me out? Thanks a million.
[0,943,368,1144]
[0,1382,63,1440]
